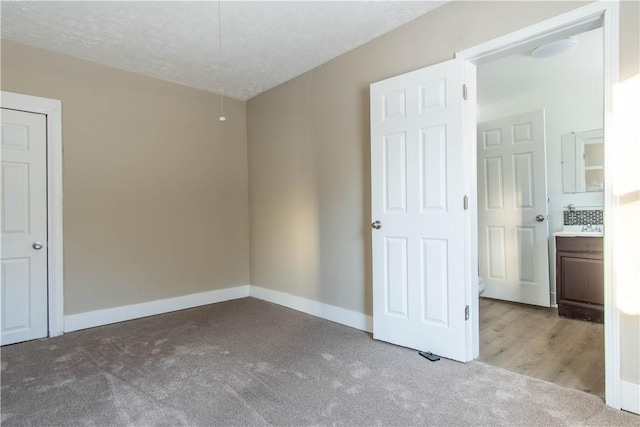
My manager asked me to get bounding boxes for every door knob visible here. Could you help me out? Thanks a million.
[32,241,44,250]
[535,215,545,222]
[371,221,382,230]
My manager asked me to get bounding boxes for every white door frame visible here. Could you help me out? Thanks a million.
[456,1,620,408]
[1,91,64,338]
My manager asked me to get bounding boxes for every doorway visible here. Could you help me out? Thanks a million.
[474,25,605,397]
[368,0,620,408]
[0,91,64,344]
[457,1,620,407]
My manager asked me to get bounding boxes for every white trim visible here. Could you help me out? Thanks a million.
[462,59,479,361]
[249,286,373,333]
[63,284,371,336]
[64,285,250,333]
[456,2,604,65]
[621,380,640,415]
[456,1,621,409]
[1,91,65,338]
[600,0,621,410]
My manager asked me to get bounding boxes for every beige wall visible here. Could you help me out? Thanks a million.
[247,0,639,387]
[247,0,590,315]
[1,40,250,315]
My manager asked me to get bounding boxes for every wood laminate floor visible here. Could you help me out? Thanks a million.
[478,297,605,399]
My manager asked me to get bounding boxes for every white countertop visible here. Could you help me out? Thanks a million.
[553,231,603,237]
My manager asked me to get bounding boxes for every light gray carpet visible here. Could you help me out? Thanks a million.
[1,297,637,426]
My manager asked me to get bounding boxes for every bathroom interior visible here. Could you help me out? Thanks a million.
[475,26,605,398]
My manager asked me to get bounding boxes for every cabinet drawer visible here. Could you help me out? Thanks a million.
[555,236,603,253]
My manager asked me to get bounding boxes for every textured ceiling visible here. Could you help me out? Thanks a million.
[1,1,447,100]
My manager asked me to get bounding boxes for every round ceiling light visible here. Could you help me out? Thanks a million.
[531,37,578,59]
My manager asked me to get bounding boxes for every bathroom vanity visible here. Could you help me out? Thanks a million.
[555,233,604,323]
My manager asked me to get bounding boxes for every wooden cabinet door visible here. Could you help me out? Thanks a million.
[555,237,603,323]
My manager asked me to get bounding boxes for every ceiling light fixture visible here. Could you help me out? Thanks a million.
[531,37,578,59]
[217,0,226,122]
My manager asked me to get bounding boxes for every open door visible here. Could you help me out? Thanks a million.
[477,110,550,307]
[370,58,473,362]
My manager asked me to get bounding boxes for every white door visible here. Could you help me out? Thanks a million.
[370,58,470,362]
[477,110,550,307]
[1,108,48,345]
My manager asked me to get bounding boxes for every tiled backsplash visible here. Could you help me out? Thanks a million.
[564,209,604,225]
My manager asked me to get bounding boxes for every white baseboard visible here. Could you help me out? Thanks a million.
[249,285,372,333]
[63,284,372,336]
[621,380,640,415]
[64,285,250,333]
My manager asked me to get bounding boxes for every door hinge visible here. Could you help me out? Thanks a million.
[465,305,470,321]
[463,195,468,210]
[462,84,468,100]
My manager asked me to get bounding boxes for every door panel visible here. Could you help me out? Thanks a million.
[1,108,48,345]
[488,227,507,279]
[485,157,504,209]
[384,237,409,317]
[513,153,534,208]
[1,163,30,233]
[1,258,31,330]
[477,110,550,307]
[421,238,448,326]
[420,126,447,211]
[384,133,407,212]
[371,58,469,362]
[515,227,535,282]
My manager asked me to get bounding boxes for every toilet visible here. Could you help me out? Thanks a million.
[478,276,486,296]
